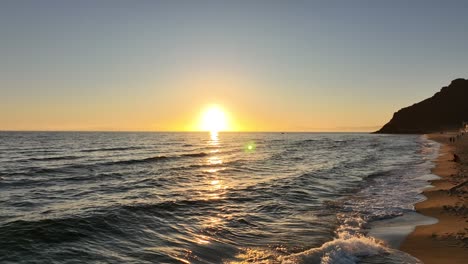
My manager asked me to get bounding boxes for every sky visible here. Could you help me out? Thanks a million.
[1,0,468,132]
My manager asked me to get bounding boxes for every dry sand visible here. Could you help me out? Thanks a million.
[400,132,468,263]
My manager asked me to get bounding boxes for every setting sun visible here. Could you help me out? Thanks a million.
[199,105,229,132]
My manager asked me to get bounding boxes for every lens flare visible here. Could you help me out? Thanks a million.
[244,141,256,153]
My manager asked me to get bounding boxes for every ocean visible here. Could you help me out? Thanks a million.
[0,132,439,264]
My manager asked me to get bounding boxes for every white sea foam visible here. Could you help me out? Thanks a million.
[234,232,398,264]
[281,230,387,264]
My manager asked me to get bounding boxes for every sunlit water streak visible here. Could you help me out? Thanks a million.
[0,132,438,263]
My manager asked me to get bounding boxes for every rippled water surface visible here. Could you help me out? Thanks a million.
[0,132,438,263]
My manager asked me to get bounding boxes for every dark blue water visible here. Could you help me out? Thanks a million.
[0,132,438,263]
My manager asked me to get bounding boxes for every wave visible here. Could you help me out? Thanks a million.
[229,230,390,264]
[180,152,208,157]
[363,170,393,180]
[0,210,131,249]
[290,139,318,148]
[107,152,209,165]
[121,199,224,213]
[81,146,144,153]
[7,151,212,177]
[23,155,83,162]
[105,156,171,165]
[1,198,222,235]
[276,214,390,264]
[62,172,125,183]
[16,149,60,154]
[281,232,387,264]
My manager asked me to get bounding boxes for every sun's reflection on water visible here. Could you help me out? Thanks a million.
[209,131,219,145]
[207,156,223,165]
[210,179,219,185]
[194,234,211,245]
[185,132,232,252]
[202,177,227,200]
[206,167,224,173]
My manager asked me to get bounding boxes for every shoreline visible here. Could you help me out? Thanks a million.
[400,132,468,263]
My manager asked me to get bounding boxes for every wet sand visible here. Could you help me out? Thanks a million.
[400,132,468,263]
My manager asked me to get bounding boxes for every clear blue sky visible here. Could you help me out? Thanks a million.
[1,0,468,131]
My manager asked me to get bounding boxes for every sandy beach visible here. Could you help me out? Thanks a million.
[401,132,468,263]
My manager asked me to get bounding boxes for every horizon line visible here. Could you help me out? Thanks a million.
[0,130,376,133]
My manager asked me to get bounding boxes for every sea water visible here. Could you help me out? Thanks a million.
[0,132,439,263]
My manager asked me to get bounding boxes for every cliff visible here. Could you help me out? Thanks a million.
[376,78,468,134]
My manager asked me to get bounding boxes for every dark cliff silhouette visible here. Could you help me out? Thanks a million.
[376,78,468,134]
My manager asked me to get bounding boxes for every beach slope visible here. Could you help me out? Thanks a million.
[400,133,468,263]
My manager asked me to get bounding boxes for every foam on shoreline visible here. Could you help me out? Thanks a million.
[368,211,437,248]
